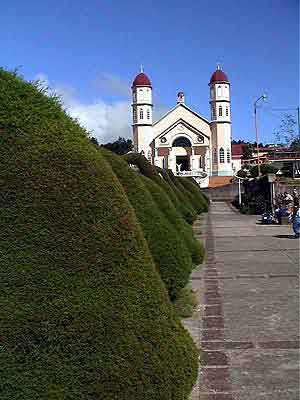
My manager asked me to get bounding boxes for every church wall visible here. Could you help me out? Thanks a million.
[157,147,169,156]
[153,106,211,140]
[210,122,232,176]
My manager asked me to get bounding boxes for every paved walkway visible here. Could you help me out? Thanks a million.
[184,201,299,400]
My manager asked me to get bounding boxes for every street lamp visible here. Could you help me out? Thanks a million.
[254,94,267,176]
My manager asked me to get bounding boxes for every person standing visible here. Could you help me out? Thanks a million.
[289,206,300,238]
[292,188,299,207]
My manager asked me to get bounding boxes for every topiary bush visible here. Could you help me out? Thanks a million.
[157,167,197,223]
[102,148,194,300]
[141,175,205,265]
[123,153,196,224]
[178,177,209,213]
[0,69,198,399]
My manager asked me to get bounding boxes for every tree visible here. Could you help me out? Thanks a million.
[242,143,253,160]
[290,137,300,150]
[101,136,133,155]
[274,113,297,146]
[90,136,99,146]
[249,163,278,178]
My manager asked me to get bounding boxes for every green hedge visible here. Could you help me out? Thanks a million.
[141,175,205,265]
[123,153,196,223]
[178,177,209,213]
[102,149,194,300]
[0,69,198,399]
[159,168,197,223]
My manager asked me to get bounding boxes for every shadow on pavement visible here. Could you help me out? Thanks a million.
[273,234,298,239]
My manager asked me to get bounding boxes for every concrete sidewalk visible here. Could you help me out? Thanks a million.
[184,201,299,400]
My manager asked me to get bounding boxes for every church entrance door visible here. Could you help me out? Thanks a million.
[176,155,190,171]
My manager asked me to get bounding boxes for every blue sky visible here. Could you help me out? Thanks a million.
[2,0,299,143]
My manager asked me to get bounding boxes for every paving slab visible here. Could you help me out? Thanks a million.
[184,201,299,400]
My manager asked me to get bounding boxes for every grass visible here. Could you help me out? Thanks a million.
[174,287,198,318]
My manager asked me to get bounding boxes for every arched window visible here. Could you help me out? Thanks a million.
[226,106,229,116]
[139,89,144,101]
[133,109,137,123]
[172,136,192,147]
[219,106,223,117]
[140,109,144,119]
[217,85,222,96]
[213,148,218,164]
[147,109,150,119]
[219,147,225,163]
[227,148,231,163]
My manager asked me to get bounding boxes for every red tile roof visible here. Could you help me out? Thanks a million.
[231,144,245,156]
[132,72,152,88]
[210,69,229,84]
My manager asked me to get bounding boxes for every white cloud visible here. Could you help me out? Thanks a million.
[93,74,130,97]
[34,73,131,144]
[34,73,169,144]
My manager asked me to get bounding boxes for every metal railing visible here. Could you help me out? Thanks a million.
[175,169,207,177]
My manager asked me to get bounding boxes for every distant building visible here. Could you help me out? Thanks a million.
[131,66,233,187]
[231,144,300,177]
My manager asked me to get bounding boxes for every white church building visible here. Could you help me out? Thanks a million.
[131,66,233,187]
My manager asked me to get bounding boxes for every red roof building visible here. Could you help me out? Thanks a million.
[132,72,152,88]
[210,67,229,84]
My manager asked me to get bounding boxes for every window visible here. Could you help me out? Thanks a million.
[172,136,192,147]
[219,148,225,163]
[133,91,136,102]
[217,85,222,96]
[219,106,223,117]
[226,106,229,116]
[212,105,216,119]
[147,109,150,119]
[133,109,137,123]
[227,148,230,163]
[140,109,144,119]
[139,89,144,101]
[199,156,202,169]
[213,148,218,164]
[162,157,167,169]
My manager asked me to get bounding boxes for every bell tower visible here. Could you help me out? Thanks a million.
[131,67,153,157]
[209,65,232,176]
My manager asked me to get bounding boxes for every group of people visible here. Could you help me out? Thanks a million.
[274,189,300,238]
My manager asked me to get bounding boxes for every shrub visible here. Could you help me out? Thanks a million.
[123,153,196,224]
[177,177,209,213]
[0,69,198,399]
[250,163,278,178]
[158,168,197,223]
[102,149,193,300]
[141,175,205,265]
[174,287,198,318]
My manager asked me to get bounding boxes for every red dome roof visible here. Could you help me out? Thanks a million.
[210,69,229,84]
[132,72,152,88]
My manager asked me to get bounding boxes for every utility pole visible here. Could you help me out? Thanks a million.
[254,94,267,176]
[297,106,300,139]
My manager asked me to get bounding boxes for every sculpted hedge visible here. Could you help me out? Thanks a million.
[0,69,198,399]
[102,149,193,300]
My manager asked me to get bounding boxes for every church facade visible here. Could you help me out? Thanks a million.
[131,66,233,187]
